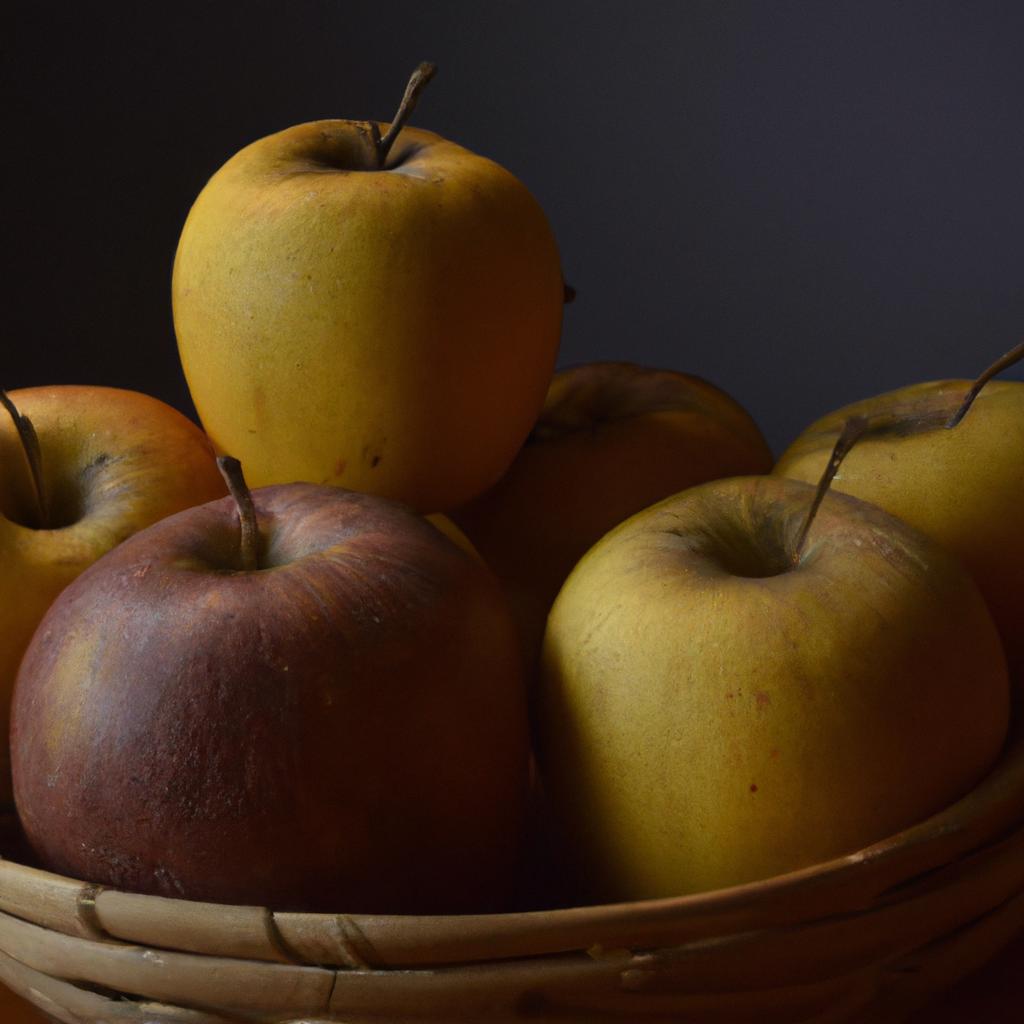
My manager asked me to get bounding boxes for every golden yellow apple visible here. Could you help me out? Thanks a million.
[539,475,1009,901]
[0,386,226,803]
[173,64,563,512]
[774,371,1024,677]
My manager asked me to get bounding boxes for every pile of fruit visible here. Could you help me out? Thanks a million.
[2,64,1022,916]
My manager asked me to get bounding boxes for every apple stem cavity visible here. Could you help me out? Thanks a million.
[217,455,260,571]
[947,341,1024,429]
[373,61,438,168]
[0,389,49,529]
[792,415,870,565]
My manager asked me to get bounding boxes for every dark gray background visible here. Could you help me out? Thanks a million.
[5,1,1023,455]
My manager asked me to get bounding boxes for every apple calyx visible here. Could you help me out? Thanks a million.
[358,60,437,170]
[946,340,1024,429]
[0,389,48,529]
[792,415,869,565]
[216,455,260,571]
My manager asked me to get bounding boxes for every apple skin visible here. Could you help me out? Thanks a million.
[774,379,1024,678]
[11,484,529,914]
[539,475,1009,902]
[172,121,564,512]
[452,362,774,662]
[0,386,226,804]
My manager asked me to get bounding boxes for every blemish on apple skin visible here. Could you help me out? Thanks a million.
[770,748,780,759]
[755,691,771,709]
[334,458,347,477]
[749,783,759,793]
[725,691,734,700]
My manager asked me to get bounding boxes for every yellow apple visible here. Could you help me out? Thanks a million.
[452,361,773,661]
[774,373,1024,678]
[0,386,226,803]
[173,64,563,512]
[539,475,1009,901]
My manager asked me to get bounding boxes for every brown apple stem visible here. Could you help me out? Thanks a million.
[946,341,1024,428]
[216,455,259,571]
[355,119,383,168]
[792,415,870,565]
[375,61,437,167]
[0,389,49,529]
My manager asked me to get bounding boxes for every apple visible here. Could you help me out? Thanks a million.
[172,62,564,512]
[538,466,1009,901]
[0,385,226,805]
[773,343,1024,678]
[10,461,530,914]
[452,361,774,662]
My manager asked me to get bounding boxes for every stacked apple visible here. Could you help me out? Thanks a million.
[774,345,1024,681]
[12,458,530,913]
[6,62,1023,918]
[452,362,775,667]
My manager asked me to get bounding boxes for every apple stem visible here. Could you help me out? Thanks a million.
[792,415,870,565]
[216,455,260,572]
[946,341,1024,428]
[375,61,437,167]
[0,390,49,529]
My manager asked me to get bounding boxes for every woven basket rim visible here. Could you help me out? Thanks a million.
[3,712,1024,924]
[3,723,1024,1024]
[3,710,1023,978]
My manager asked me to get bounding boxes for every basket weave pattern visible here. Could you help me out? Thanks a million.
[3,716,1024,1023]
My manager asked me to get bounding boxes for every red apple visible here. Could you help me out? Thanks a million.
[11,470,529,913]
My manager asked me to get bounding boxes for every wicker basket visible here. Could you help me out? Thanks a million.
[2,711,1024,1024]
